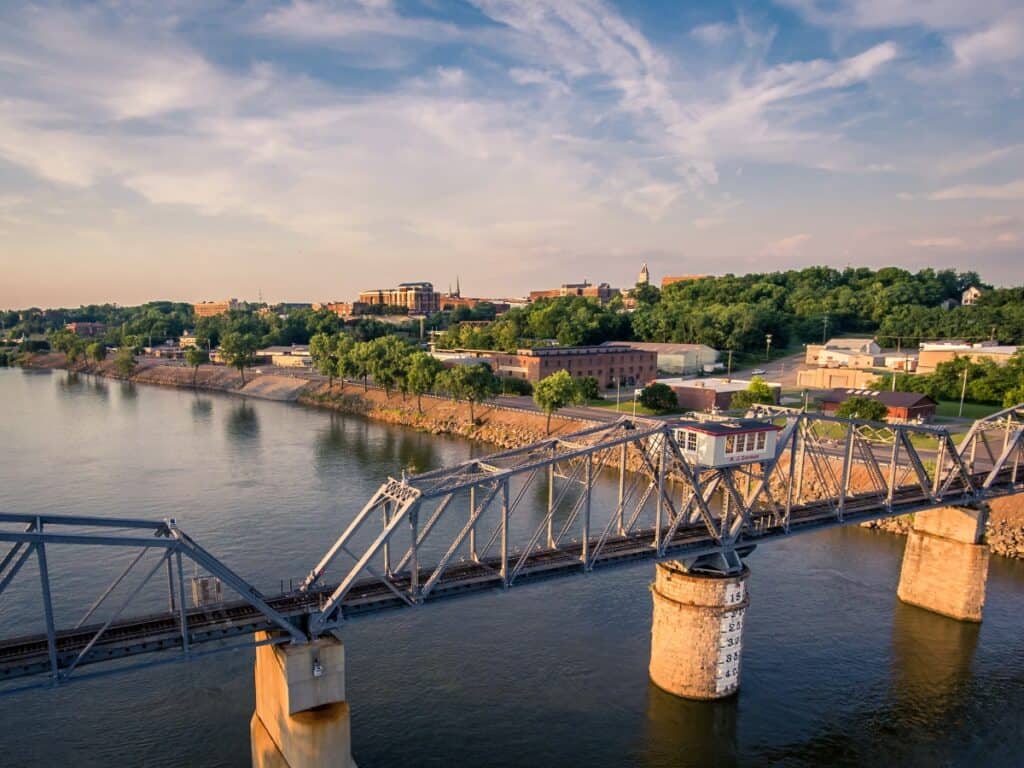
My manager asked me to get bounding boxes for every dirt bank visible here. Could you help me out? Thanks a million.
[22,353,598,449]
[299,382,594,450]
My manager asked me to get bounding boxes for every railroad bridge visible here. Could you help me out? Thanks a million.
[2,405,1022,767]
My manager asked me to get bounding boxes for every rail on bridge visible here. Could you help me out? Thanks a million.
[1,404,1022,689]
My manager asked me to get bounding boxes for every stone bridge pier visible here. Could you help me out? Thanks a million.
[251,631,357,768]
[649,561,749,700]
[897,505,991,622]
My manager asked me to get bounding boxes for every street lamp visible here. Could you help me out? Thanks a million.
[765,333,773,361]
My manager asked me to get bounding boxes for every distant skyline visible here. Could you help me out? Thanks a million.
[1,0,1022,309]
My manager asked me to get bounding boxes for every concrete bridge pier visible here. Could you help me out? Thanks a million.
[649,560,749,700]
[897,506,990,622]
[251,631,357,768]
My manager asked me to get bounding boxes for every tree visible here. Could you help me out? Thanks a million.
[639,383,678,413]
[309,332,342,388]
[575,375,601,401]
[406,352,445,412]
[730,377,775,410]
[437,363,501,422]
[344,342,373,391]
[113,346,136,378]
[220,331,259,384]
[184,346,210,388]
[86,342,107,363]
[836,396,889,422]
[534,370,582,433]
[364,336,411,397]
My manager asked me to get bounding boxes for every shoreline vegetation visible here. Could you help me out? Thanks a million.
[17,352,1024,560]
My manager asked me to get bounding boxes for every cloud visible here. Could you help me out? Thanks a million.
[930,180,1024,200]
[762,233,811,257]
[952,16,1024,68]
[909,237,964,248]
[691,23,733,45]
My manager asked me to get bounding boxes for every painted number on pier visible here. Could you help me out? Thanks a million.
[715,606,745,695]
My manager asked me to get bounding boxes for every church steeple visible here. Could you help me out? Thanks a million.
[638,263,650,285]
[455,275,461,298]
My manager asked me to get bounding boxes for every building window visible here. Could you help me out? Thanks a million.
[686,431,698,451]
[756,432,766,450]
[725,435,736,454]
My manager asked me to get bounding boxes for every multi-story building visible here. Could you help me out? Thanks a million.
[490,345,656,388]
[804,338,882,367]
[193,299,240,318]
[357,282,440,315]
[65,322,107,337]
[528,281,620,305]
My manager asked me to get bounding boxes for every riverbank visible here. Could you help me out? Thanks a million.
[864,497,1024,559]
[21,353,593,450]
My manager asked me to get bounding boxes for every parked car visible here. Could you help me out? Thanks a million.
[751,368,766,375]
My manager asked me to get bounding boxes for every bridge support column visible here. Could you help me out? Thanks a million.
[649,562,749,700]
[251,631,357,768]
[897,506,990,622]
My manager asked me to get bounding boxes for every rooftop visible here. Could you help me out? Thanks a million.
[670,418,781,436]
[602,341,717,354]
[818,388,935,407]
[656,376,781,393]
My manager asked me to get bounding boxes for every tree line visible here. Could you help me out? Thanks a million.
[436,267,1021,354]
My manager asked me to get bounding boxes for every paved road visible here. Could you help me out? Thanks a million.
[732,350,807,388]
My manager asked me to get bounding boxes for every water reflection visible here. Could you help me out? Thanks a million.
[889,600,980,726]
[119,381,138,402]
[313,414,439,477]
[190,396,213,422]
[225,400,260,443]
[58,372,82,390]
[643,683,738,768]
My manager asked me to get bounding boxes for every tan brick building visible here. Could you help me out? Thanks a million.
[358,282,440,314]
[193,299,240,317]
[528,281,620,305]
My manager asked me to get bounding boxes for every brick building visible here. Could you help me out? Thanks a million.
[490,345,656,388]
[658,377,782,412]
[65,322,107,337]
[818,389,937,422]
[358,282,440,314]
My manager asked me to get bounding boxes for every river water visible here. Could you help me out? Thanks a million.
[1,368,1022,767]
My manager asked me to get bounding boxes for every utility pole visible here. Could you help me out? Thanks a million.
[822,314,829,344]
[726,350,733,376]
[958,365,969,418]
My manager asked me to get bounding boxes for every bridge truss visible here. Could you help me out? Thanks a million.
[1,405,1021,687]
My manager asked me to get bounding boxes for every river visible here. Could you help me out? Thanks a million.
[1,368,1023,767]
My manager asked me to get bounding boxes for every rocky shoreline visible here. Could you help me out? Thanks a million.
[862,507,1024,560]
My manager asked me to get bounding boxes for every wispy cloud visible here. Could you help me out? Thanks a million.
[762,233,812,257]
[930,180,1024,200]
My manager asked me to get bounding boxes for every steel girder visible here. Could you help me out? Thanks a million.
[0,513,305,687]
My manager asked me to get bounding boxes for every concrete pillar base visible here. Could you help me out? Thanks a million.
[251,632,357,768]
[649,562,749,700]
[897,507,990,623]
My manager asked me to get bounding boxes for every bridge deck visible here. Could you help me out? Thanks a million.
[1,468,1015,684]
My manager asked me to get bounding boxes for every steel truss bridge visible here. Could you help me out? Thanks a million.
[1,405,1022,691]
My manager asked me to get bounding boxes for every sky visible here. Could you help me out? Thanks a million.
[1,0,1022,309]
